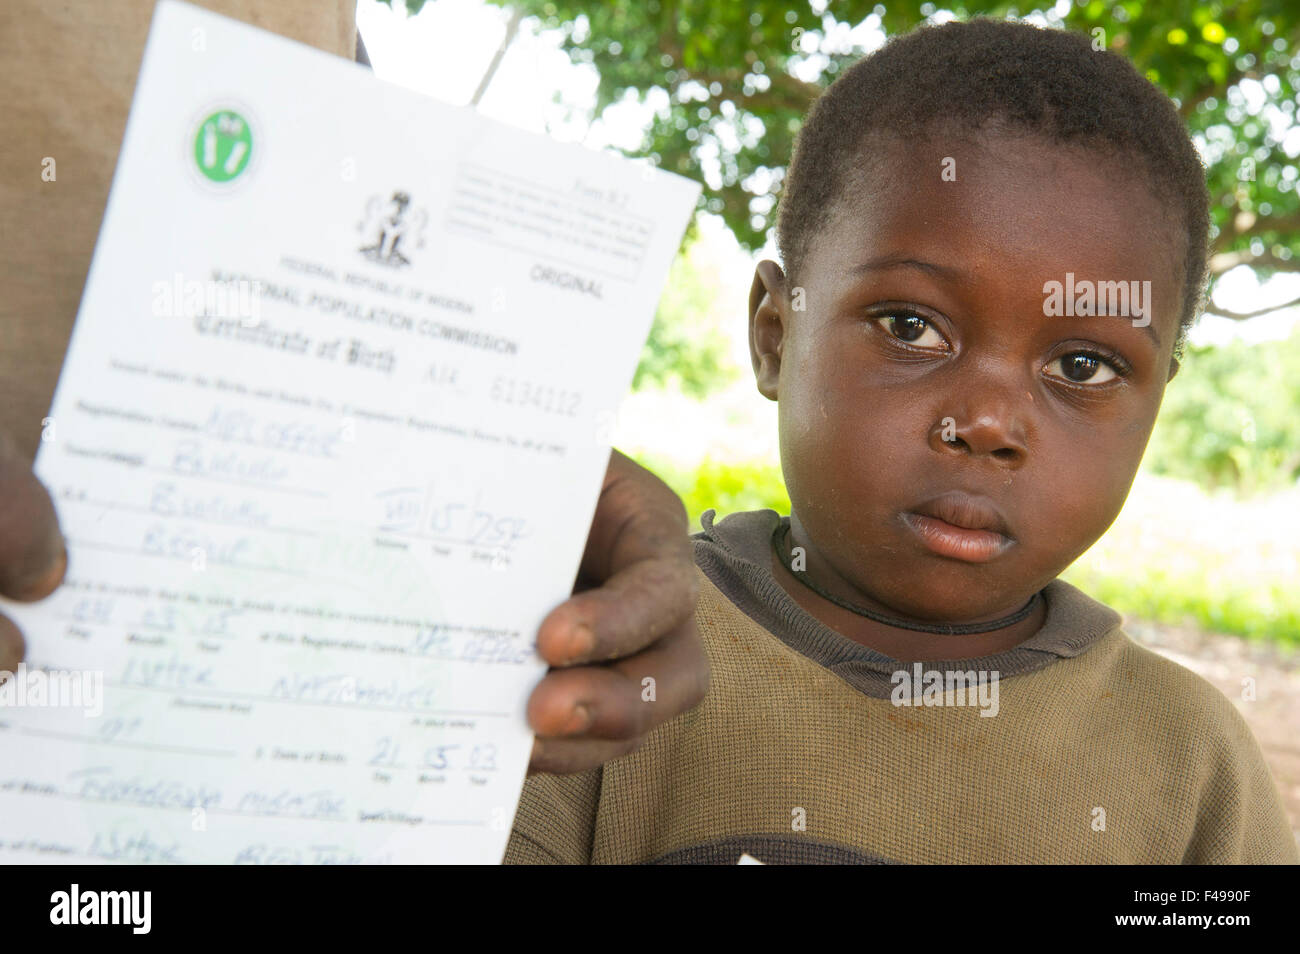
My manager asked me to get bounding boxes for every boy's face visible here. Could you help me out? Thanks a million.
[750,131,1185,623]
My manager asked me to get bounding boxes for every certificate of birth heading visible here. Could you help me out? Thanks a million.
[0,0,700,863]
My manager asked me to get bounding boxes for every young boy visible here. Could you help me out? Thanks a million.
[503,17,1299,864]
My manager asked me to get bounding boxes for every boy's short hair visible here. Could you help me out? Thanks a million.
[776,18,1210,358]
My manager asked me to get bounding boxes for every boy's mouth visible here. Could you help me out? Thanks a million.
[900,492,1014,563]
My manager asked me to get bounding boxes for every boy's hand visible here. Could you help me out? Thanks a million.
[0,435,68,672]
[527,449,709,774]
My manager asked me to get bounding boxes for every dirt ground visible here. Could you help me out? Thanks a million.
[1126,619,1300,853]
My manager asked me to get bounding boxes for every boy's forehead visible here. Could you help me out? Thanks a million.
[835,132,1178,267]
[816,131,1184,340]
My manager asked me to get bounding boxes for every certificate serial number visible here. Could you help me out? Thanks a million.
[490,376,581,416]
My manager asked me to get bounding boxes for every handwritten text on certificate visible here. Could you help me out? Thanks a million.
[0,0,699,863]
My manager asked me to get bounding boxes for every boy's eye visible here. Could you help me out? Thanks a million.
[1044,352,1119,385]
[874,313,946,349]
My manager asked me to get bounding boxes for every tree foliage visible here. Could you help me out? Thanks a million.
[1145,327,1300,493]
[383,0,1300,321]
[631,226,742,397]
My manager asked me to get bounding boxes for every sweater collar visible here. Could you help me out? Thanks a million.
[692,508,1123,678]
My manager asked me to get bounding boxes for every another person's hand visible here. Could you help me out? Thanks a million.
[0,435,68,673]
[527,449,709,774]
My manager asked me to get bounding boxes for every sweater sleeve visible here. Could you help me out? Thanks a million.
[1181,695,1298,864]
[503,765,603,864]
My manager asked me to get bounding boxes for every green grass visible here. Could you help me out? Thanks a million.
[1060,566,1300,645]
[628,451,790,532]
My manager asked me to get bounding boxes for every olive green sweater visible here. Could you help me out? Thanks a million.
[503,509,1297,864]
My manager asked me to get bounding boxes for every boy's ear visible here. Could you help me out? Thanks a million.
[1166,354,1180,382]
[749,260,788,402]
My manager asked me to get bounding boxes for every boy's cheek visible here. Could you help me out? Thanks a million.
[778,400,894,499]
[1025,456,1131,558]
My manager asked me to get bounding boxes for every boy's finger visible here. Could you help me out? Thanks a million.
[536,552,698,666]
[527,735,640,776]
[527,665,654,741]
[527,614,709,745]
[579,448,691,586]
[536,447,697,663]
[0,436,67,601]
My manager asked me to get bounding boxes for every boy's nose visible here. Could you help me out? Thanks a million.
[928,406,1029,467]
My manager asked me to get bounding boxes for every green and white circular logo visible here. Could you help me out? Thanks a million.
[193,108,253,183]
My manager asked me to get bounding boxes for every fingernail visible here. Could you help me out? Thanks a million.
[564,703,592,734]
[566,623,594,661]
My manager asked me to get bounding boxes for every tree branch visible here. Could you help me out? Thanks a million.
[1203,293,1300,321]
[471,6,524,107]
[1209,248,1300,275]
[1176,67,1256,119]
[1252,209,1300,237]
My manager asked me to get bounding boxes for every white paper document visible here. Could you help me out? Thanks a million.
[0,0,699,863]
